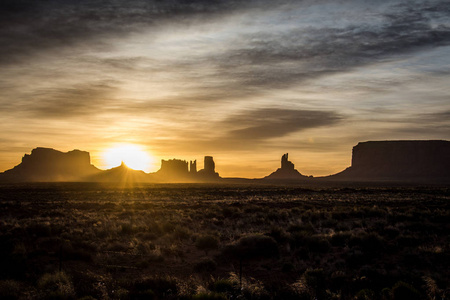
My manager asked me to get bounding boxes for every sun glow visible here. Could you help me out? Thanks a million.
[103,144,154,172]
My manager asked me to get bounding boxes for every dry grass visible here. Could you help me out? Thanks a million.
[0,183,448,299]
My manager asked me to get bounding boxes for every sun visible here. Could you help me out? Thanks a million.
[102,144,154,172]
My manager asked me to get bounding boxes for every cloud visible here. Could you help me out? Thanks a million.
[16,82,118,118]
[0,0,256,65]
[2,0,449,105]
[222,108,342,140]
[1,0,449,177]
[202,1,450,92]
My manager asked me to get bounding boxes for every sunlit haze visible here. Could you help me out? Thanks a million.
[102,144,155,172]
[1,0,449,177]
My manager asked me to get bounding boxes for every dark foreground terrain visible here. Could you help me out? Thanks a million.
[0,183,448,299]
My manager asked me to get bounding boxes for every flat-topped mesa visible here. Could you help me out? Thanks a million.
[157,159,189,179]
[22,147,91,167]
[332,140,450,181]
[1,147,99,182]
[264,153,308,180]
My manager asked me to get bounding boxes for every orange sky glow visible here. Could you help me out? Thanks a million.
[1,1,449,178]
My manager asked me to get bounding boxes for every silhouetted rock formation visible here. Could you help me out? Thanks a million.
[189,160,197,174]
[331,140,450,181]
[264,153,308,180]
[0,147,100,182]
[2,141,448,184]
[156,159,190,181]
[281,153,294,170]
[87,162,149,183]
[197,156,220,180]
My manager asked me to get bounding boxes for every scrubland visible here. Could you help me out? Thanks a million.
[0,183,448,299]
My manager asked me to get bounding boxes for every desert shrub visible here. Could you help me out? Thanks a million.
[331,232,351,247]
[355,289,374,300]
[382,226,400,239]
[360,233,384,253]
[0,238,28,279]
[276,286,311,300]
[173,226,191,240]
[391,281,421,300]
[267,226,289,243]
[335,222,351,232]
[364,206,386,218]
[71,271,104,300]
[129,288,155,300]
[222,235,279,260]
[147,221,163,236]
[380,288,391,300]
[120,223,135,235]
[138,231,159,241]
[346,249,365,268]
[402,251,429,269]
[332,211,349,220]
[38,271,75,300]
[349,234,363,248]
[209,279,238,295]
[26,222,52,237]
[289,231,311,249]
[61,242,92,262]
[195,235,219,255]
[287,223,315,234]
[266,210,289,221]
[131,276,178,298]
[303,269,326,300]
[289,278,314,300]
[0,280,22,299]
[108,241,129,253]
[193,292,227,300]
[194,258,217,273]
[423,276,445,300]
[77,296,97,300]
[162,222,175,233]
[282,262,295,273]
[305,236,331,253]
[349,233,384,253]
[232,273,270,300]
[222,207,239,218]
[396,235,421,248]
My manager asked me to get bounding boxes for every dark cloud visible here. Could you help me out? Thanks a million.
[2,0,449,101]
[138,108,343,153]
[0,0,264,65]
[2,0,449,69]
[204,1,450,91]
[21,82,117,118]
[223,108,342,140]
[416,110,450,127]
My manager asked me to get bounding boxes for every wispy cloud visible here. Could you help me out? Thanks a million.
[0,0,449,176]
[223,108,342,140]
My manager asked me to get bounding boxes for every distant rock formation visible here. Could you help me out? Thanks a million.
[87,162,150,183]
[281,153,295,170]
[156,159,190,181]
[189,160,197,174]
[197,156,220,180]
[331,140,450,181]
[3,141,448,183]
[264,153,308,180]
[0,148,223,183]
[0,147,100,182]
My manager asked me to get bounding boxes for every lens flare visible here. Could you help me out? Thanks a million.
[103,144,154,172]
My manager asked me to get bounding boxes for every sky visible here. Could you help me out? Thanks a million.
[1,0,449,178]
